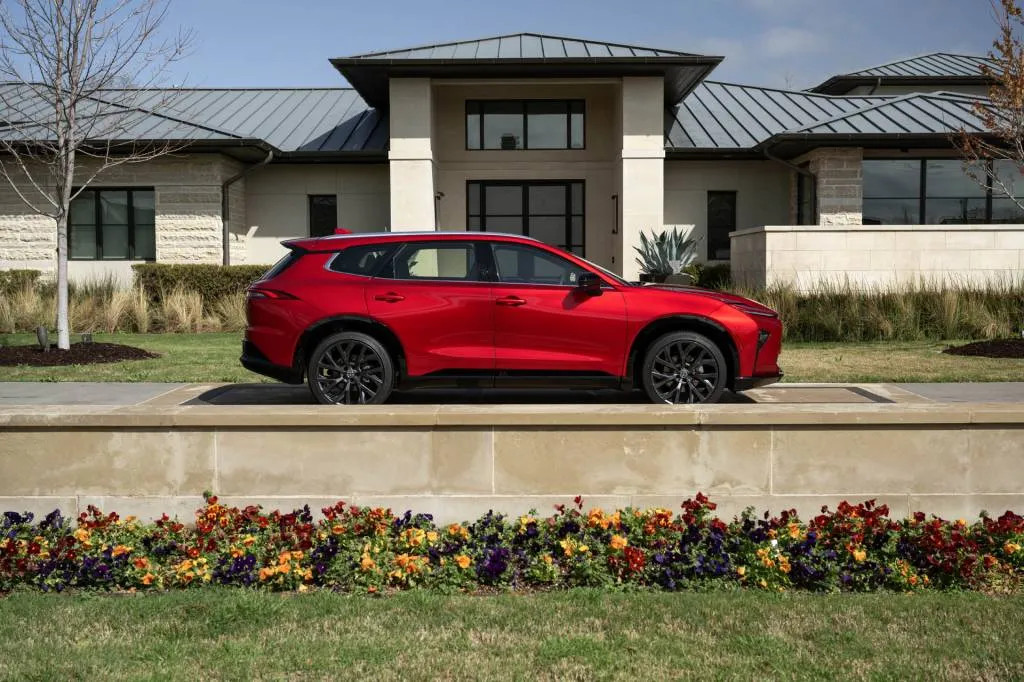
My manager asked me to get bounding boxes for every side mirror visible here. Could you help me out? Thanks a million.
[576,272,603,296]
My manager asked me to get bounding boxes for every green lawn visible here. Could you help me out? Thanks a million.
[1,332,1023,384]
[0,590,1021,680]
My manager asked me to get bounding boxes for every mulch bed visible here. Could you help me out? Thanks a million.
[943,339,1024,359]
[0,342,159,366]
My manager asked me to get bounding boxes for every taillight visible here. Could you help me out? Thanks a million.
[247,288,298,300]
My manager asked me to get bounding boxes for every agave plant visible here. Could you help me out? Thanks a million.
[633,227,698,278]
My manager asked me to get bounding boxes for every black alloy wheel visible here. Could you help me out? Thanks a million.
[641,331,727,404]
[308,331,395,405]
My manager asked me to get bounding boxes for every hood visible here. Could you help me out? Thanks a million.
[642,284,778,315]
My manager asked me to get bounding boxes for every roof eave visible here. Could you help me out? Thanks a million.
[331,56,723,108]
[809,74,993,95]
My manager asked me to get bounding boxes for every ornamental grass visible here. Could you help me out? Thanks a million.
[3,494,1023,595]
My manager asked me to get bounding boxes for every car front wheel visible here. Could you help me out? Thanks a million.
[640,331,727,404]
[308,331,395,405]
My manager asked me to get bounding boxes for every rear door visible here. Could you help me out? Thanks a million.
[487,241,627,376]
[365,240,494,376]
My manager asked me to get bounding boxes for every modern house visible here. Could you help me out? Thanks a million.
[0,33,1018,289]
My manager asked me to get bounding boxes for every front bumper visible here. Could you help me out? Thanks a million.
[240,340,303,384]
[732,373,783,391]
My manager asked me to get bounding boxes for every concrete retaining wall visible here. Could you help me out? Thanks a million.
[1,403,1022,523]
[731,224,1024,290]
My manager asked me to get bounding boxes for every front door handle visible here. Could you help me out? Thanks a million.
[496,295,526,307]
[374,292,405,303]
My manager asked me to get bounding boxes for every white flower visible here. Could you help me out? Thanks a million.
[770,539,778,548]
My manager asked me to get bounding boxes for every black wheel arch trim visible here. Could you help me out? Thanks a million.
[625,314,741,390]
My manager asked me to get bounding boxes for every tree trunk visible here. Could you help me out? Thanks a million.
[55,212,70,350]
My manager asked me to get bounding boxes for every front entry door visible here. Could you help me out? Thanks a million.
[468,181,584,256]
[486,241,627,376]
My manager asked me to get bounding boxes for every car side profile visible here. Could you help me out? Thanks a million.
[241,232,782,405]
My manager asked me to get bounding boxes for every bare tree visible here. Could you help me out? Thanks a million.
[0,0,193,349]
[957,0,1024,214]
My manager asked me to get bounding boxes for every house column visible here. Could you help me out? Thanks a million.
[619,77,665,281]
[804,147,863,225]
[388,78,436,231]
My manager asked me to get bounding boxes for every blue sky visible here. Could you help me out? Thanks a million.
[163,0,997,90]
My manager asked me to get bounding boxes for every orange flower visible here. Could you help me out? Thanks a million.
[609,534,628,551]
[133,557,149,570]
[852,549,867,562]
[178,560,193,573]
[230,546,244,558]
[258,567,275,581]
[909,575,919,586]
[787,523,801,539]
[278,551,292,564]
[367,585,378,594]
[112,545,132,558]
[360,553,376,571]
[331,524,346,535]
[141,573,155,586]
[1005,542,1021,555]
[242,535,256,547]
[455,554,472,569]
[541,554,553,565]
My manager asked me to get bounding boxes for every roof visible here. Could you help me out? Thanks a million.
[0,84,386,158]
[331,32,722,108]
[811,53,996,94]
[666,84,993,156]
[347,33,701,60]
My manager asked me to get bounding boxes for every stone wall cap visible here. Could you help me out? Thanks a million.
[731,224,1024,238]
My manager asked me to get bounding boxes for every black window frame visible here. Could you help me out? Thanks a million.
[706,190,737,262]
[69,186,156,261]
[308,194,338,238]
[862,158,1018,225]
[466,179,585,256]
[376,240,489,283]
[466,99,585,151]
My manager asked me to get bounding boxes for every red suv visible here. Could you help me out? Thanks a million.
[242,232,782,405]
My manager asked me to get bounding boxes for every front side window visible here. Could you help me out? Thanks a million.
[466,100,584,150]
[491,242,588,286]
[388,242,481,281]
[69,188,155,260]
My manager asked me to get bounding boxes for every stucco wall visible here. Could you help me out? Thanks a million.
[242,164,389,265]
[0,154,241,280]
[432,80,622,270]
[731,224,1024,290]
[664,160,790,262]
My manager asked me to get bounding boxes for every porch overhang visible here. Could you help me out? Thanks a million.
[330,56,723,109]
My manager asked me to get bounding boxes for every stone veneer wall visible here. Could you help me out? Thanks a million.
[0,403,1022,524]
[0,153,242,273]
[798,147,863,226]
[731,224,1024,290]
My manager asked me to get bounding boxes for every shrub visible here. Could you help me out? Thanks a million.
[1,494,1021,594]
[0,269,40,296]
[685,263,732,290]
[132,264,267,309]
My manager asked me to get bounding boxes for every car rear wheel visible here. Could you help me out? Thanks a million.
[641,331,727,404]
[308,331,395,405]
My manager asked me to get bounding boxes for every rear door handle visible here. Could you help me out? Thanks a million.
[496,295,526,307]
[374,292,405,303]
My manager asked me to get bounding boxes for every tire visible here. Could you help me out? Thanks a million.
[640,331,728,404]
[307,331,395,405]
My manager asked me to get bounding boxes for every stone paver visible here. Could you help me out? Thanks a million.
[897,382,1024,403]
[0,382,186,405]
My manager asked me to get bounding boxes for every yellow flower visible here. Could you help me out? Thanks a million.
[1005,542,1021,555]
[559,539,575,557]
[541,554,553,565]
[736,566,746,577]
[578,545,589,554]
[787,523,801,539]
[609,535,628,551]
[178,559,193,573]
[73,528,91,544]
[758,579,767,588]
[360,553,376,571]
[455,554,472,569]
[242,535,256,547]
[298,584,309,593]
[426,531,439,543]
[852,549,867,562]
[956,518,968,527]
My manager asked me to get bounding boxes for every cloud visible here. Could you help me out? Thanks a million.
[759,26,827,58]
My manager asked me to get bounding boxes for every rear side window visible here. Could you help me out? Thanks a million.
[328,244,394,276]
[260,249,303,281]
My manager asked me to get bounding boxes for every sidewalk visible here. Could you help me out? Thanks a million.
[3,381,1024,406]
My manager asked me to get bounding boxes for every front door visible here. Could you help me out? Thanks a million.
[486,241,627,376]
[365,240,494,376]
[468,180,584,256]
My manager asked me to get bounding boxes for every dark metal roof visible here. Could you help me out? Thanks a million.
[810,53,996,94]
[666,81,881,150]
[790,92,989,135]
[331,33,722,108]
[347,33,701,59]
[0,84,387,158]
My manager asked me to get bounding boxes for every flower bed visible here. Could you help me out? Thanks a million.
[2,494,1022,594]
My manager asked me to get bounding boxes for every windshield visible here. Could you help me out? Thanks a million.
[575,255,632,286]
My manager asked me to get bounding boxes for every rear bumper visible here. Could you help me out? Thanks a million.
[240,340,303,384]
[732,374,782,391]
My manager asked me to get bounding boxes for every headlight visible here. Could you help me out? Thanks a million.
[727,301,778,318]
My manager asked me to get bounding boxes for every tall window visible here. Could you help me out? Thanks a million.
[69,188,155,260]
[467,180,584,255]
[466,100,585,150]
[862,159,1024,224]
[309,195,337,237]
[706,191,737,261]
